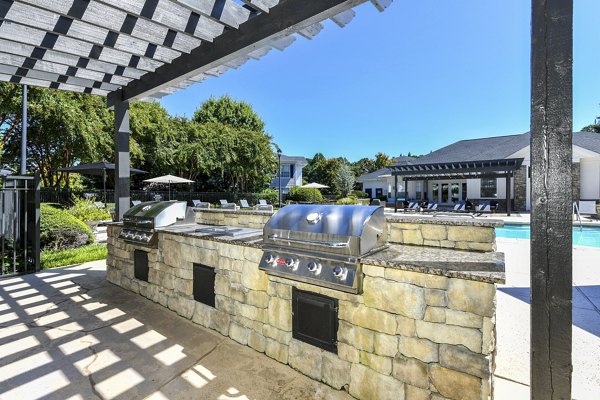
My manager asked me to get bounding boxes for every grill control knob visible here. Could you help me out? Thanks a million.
[285,258,298,270]
[307,261,321,274]
[333,266,347,280]
[265,254,276,265]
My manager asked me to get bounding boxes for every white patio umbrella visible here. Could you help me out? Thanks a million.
[143,174,194,200]
[301,182,330,189]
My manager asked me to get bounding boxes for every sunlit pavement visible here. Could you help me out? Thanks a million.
[494,238,600,399]
[0,261,351,400]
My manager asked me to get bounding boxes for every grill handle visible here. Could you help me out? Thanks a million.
[267,234,349,248]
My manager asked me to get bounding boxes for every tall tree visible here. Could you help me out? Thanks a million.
[193,95,265,132]
[336,164,355,197]
[373,152,394,170]
[0,83,113,187]
[581,124,600,133]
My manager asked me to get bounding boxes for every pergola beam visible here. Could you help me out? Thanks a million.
[108,0,365,106]
[530,0,573,398]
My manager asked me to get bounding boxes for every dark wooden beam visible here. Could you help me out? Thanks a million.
[394,174,398,212]
[530,0,573,399]
[505,173,511,216]
[107,0,364,106]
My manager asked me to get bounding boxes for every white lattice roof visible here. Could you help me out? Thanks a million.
[0,0,393,104]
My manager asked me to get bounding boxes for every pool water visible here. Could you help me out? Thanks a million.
[496,224,600,248]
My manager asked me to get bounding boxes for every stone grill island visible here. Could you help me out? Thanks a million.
[107,207,504,400]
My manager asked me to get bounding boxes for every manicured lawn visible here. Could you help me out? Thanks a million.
[41,243,107,269]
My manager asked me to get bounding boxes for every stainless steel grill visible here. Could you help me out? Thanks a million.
[259,205,387,293]
[119,201,193,247]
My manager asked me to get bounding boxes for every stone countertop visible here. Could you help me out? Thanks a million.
[385,213,504,227]
[158,224,505,284]
[157,224,264,249]
[361,244,505,284]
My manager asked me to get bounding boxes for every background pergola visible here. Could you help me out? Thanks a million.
[0,0,574,399]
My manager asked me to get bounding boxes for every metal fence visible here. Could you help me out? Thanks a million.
[1,172,40,277]
[40,188,272,207]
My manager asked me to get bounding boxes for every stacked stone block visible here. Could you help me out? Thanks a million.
[387,222,496,252]
[107,225,499,400]
[194,208,272,229]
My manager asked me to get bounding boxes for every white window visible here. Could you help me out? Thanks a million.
[280,164,291,178]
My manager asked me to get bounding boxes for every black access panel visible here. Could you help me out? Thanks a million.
[193,263,216,307]
[134,250,149,282]
[292,287,338,353]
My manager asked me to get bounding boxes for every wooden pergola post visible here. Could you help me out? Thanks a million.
[530,1,573,398]
[114,100,131,221]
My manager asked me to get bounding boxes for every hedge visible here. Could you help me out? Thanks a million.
[41,204,93,251]
[287,186,324,203]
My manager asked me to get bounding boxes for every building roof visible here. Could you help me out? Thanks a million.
[573,131,600,154]
[391,131,600,168]
[280,155,308,166]
[407,132,531,165]
[357,167,390,182]
[0,1,393,103]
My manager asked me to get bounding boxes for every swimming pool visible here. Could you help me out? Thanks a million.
[496,224,600,248]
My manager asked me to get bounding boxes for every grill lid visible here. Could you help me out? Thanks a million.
[263,204,387,257]
[123,201,187,229]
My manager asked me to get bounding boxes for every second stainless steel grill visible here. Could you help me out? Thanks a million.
[119,201,193,247]
[258,204,387,293]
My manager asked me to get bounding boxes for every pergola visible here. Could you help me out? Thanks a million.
[390,158,525,215]
[0,0,574,398]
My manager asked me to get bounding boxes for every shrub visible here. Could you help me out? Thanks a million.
[336,197,359,205]
[41,204,93,251]
[257,188,278,205]
[351,190,369,198]
[287,186,323,203]
[67,196,111,222]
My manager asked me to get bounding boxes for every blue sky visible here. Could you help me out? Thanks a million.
[161,0,600,162]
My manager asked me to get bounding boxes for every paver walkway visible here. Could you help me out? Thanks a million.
[0,261,351,400]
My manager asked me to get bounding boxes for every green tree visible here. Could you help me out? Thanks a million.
[193,95,265,132]
[582,124,600,133]
[0,83,113,187]
[336,164,355,197]
[374,152,393,170]
[351,157,376,176]
[129,101,178,177]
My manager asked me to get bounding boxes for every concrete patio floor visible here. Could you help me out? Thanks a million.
[0,261,351,400]
[494,238,600,400]
[2,236,599,399]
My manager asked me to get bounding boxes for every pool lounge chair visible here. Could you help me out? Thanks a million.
[422,202,438,212]
[576,201,597,218]
[240,199,251,209]
[403,201,420,212]
[219,199,239,210]
[474,200,498,216]
[193,200,211,208]
[453,201,466,212]
[254,199,273,211]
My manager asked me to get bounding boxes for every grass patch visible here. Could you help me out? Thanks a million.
[41,243,107,269]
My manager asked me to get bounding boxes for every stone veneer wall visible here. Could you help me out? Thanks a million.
[194,208,272,229]
[194,209,499,253]
[107,226,498,400]
[386,221,496,252]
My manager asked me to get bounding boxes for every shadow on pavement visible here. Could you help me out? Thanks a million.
[498,285,600,337]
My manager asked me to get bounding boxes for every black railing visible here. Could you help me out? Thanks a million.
[40,188,269,207]
[1,172,40,277]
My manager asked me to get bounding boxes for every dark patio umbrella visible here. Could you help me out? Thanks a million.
[57,161,147,202]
